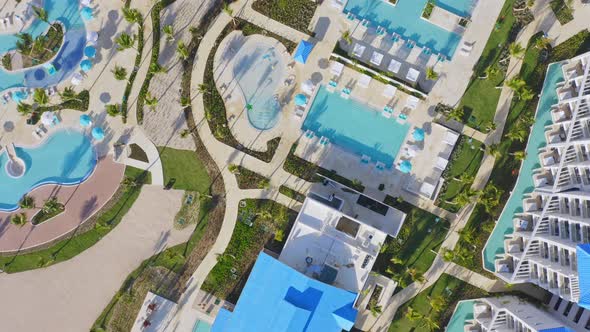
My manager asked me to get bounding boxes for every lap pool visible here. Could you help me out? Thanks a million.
[446,300,474,332]
[482,63,564,272]
[302,85,409,167]
[344,0,476,58]
[0,130,96,211]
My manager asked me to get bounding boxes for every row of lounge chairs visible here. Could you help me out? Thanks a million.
[352,43,423,83]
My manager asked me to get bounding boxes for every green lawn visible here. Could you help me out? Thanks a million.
[251,0,317,34]
[389,274,489,332]
[0,166,149,273]
[202,199,297,303]
[158,147,210,192]
[376,200,450,288]
[436,136,485,212]
[458,0,516,131]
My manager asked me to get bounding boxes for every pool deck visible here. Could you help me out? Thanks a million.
[0,156,124,253]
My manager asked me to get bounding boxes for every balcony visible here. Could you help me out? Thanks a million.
[552,104,573,123]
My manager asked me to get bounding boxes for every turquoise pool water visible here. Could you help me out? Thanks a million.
[0,0,87,92]
[446,300,474,332]
[437,0,477,17]
[482,63,564,272]
[302,85,410,166]
[0,130,96,211]
[193,320,211,332]
[344,0,475,58]
[233,42,285,130]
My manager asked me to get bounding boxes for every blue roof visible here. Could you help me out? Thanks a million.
[577,244,590,309]
[294,40,314,64]
[212,252,358,332]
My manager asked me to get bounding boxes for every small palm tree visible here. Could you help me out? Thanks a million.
[32,6,55,32]
[115,33,136,51]
[30,36,46,57]
[33,88,49,107]
[105,103,120,116]
[163,24,174,42]
[16,33,33,54]
[149,62,167,74]
[180,96,191,108]
[10,213,27,226]
[406,267,425,283]
[428,295,446,313]
[447,188,479,206]
[486,143,502,158]
[441,248,455,262]
[122,7,143,25]
[479,65,499,79]
[509,42,525,58]
[59,86,80,103]
[197,83,209,95]
[176,41,189,60]
[421,315,440,332]
[19,195,35,209]
[42,197,60,215]
[512,150,526,161]
[222,3,236,27]
[479,183,503,215]
[17,102,33,116]
[535,36,551,50]
[426,67,439,80]
[368,300,382,317]
[111,65,128,81]
[180,129,190,138]
[228,164,239,174]
[454,172,474,185]
[507,126,528,142]
[519,87,534,101]
[405,307,423,322]
[505,76,526,92]
[445,107,464,122]
[341,30,352,44]
[485,121,497,132]
[144,92,158,111]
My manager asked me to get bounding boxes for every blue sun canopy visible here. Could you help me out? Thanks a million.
[294,40,314,64]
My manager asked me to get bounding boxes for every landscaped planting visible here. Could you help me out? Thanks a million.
[201,199,297,303]
[4,23,63,70]
[549,0,574,24]
[121,6,144,123]
[388,274,489,332]
[376,199,449,289]
[230,165,270,189]
[0,167,150,273]
[202,18,293,162]
[252,0,317,34]
[279,185,306,203]
[436,136,485,212]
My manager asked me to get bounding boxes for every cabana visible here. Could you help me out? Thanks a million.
[370,51,384,66]
[294,40,314,64]
[352,43,366,58]
[406,67,420,82]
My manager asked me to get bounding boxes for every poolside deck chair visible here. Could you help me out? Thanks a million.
[376,26,386,35]
[405,96,420,110]
[330,61,344,77]
[382,106,394,118]
[383,85,397,98]
[443,130,460,145]
[319,136,329,146]
[370,51,384,66]
[459,41,474,57]
[326,80,338,93]
[340,88,351,99]
[294,105,305,118]
[387,59,402,74]
[435,156,449,170]
[360,154,370,164]
[358,74,371,88]
[391,33,401,43]
[375,162,385,171]
[352,43,366,58]
[397,113,408,124]
[406,68,420,83]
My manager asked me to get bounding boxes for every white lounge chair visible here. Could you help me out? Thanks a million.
[443,130,460,145]
[341,88,351,99]
[459,41,474,57]
[387,59,402,74]
[358,74,371,88]
[382,106,394,118]
[406,68,420,82]
[370,51,384,66]
[330,61,344,77]
[301,79,315,95]
[405,96,420,110]
[360,154,370,164]
[435,156,449,170]
[352,43,366,58]
[295,106,305,118]
[420,182,436,199]
[383,85,397,98]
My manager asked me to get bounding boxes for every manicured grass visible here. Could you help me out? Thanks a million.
[158,147,210,192]
[0,167,149,273]
[376,200,450,288]
[201,199,297,303]
[436,136,485,212]
[550,0,574,24]
[388,274,489,332]
[251,0,317,34]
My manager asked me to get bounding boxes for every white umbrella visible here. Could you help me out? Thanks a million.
[86,31,98,43]
[71,72,83,85]
[80,0,92,6]
[41,111,55,125]
[301,80,314,94]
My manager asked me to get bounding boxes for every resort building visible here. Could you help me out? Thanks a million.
[490,52,590,308]
[449,296,582,332]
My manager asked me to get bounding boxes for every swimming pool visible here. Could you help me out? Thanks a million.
[193,320,211,332]
[233,42,285,130]
[344,0,475,58]
[0,130,96,211]
[446,300,474,332]
[482,63,564,272]
[0,0,87,92]
[302,85,410,167]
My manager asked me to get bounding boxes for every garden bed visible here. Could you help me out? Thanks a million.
[31,201,65,225]
[421,1,435,19]
[202,18,293,162]
[4,23,64,70]
[201,199,297,303]
[279,185,306,203]
[549,0,574,25]
[232,166,270,189]
[436,136,484,212]
[251,0,317,35]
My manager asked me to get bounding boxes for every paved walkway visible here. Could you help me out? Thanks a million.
[0,186,190,332]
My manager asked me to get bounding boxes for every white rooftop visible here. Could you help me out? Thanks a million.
[278,194,400,293]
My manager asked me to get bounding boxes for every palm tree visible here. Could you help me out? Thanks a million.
[341,30,352,44]
[535,36,551,50]
[115,33,136,51]
[106,103,120,116]
[19,195,35,209]
[441,248,455,262]
[42,197,60,215]
[17,102,33,116]
[486,143,502,158]
[59,86,80,103]
[405,307,423,322]
[10,213,27,226]
[506,76,526,93]
[511,150,526,161]
[111,65,128,81]
[15,33,33,54]
[149,62,167,74]
[406,267,425,283]
[519,87,535,101]
[428,295,446,313]
[479,183,503,215]
[228,164,239,174]
[122,7,143,25]
[222,3,236,27]
[390,272,408,288]
[33,88,49,107]
[485,121,497,132]
[453,173,474,184]
[507,125,528,142]
[180,96,191,109]
[426,67,439,80]
[445,107,464,122]
[30,36,46,57]
[509,42,525,58]
[32,6,55,32]
[458,228,477,245]
[421,315,441,332]
[144,92,158,111]
[447,188,479,206]
[390,256,404,265]
[180,129,190,138]
[368,300,382,317]
[163,24,175,42]
[479,66,499,79]
[176,41,189,60]
[197,83,209,95]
